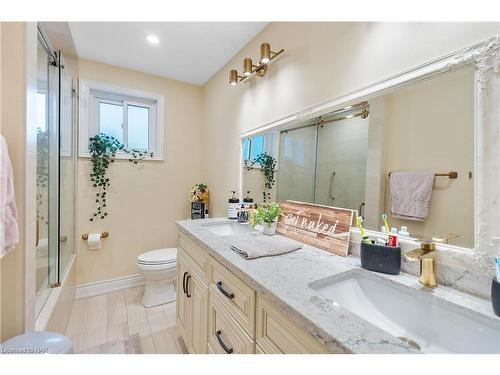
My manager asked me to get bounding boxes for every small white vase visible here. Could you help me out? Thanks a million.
[262,221,277,236]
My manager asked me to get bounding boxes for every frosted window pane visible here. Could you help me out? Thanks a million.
[127,105,149,150]
[99,102,123,143]
[243,138,251,161]
[251,135,264,159]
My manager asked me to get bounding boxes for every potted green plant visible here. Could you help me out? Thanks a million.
[250,202,282,235]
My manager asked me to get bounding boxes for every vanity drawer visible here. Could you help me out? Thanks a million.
[208,290,255,354]
[256,296,329,354]
[178,233,209,281]
[208,257,256,337]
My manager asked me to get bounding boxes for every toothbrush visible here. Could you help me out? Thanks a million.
[382,213,391,234]
[356,216,371,244]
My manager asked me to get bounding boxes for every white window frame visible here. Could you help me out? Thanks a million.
[79,79,165,160]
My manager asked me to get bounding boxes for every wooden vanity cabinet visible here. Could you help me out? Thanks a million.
[256,297,329,354]
[177,233,331,354]
[176,248,208,354]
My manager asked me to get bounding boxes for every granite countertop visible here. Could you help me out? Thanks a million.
[176,218,499,354]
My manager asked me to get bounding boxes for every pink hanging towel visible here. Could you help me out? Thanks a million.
[389,171,435,221]
[1,135,19,258]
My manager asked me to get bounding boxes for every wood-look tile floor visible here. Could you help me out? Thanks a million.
[65,285,188,354]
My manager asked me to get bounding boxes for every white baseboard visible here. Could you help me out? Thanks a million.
[75,274,145,299]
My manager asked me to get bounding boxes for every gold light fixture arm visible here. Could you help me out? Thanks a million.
[229,42,284,86]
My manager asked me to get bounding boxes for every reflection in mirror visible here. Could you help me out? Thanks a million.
[242,67,474,248]
[242,132,278,203]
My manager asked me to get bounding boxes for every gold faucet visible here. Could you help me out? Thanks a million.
[404,242,437,287]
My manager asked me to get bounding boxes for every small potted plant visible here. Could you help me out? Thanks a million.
[250,202,282,235]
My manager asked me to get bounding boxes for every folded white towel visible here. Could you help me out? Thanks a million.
[389,171,435,221]
[1,135,19,258]
[228,233,302,260]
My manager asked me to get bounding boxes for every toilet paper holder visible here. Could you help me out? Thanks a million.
[82,232,109,240]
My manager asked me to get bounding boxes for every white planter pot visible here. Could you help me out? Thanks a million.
[262,221,277,236]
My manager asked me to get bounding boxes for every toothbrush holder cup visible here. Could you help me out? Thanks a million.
[492,277,500,317]
[360,242,401,275]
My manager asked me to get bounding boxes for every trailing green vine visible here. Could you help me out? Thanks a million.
[245,152,276,203]
[88,133,153,222]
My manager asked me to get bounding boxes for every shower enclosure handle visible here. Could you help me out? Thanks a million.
[329,171,336,200]
[358,202,365,218]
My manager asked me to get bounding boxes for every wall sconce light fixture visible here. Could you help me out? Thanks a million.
[229,42,284,86]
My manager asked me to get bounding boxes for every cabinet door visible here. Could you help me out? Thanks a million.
[187,270,208,354]
[256,296,330,354]
[176,256,190,346]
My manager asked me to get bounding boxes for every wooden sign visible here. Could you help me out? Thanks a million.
[277,200,355,257]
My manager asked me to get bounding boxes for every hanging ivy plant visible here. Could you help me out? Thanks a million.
[245,152,276,203]
[88,133,153,222]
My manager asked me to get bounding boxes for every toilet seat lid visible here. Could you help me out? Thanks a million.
[137,248,177,265]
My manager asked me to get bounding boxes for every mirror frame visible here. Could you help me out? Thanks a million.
[239,34,500,276]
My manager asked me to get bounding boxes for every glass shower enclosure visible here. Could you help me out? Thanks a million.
[35,25,76,317]
[277,110,369,212]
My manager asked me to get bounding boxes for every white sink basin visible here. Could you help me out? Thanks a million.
[202,221,251,236]
[310,270,500,353]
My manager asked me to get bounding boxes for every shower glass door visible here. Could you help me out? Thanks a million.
[277,126,317,202]
[36,36,59,315]
[36,26,76,318]
[314,116,369,211]
[59,57,76,279]
[276,114,369,212]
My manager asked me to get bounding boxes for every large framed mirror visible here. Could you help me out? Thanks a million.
[240,34,500,275]
[242,67,474,248]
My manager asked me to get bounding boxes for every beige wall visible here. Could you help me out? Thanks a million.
[243,168,277,204]
[76,59,203,285]
[382,67,475,247]
[202,22,500,217]
[0,22,37,341]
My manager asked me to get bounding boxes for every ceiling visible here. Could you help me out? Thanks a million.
[69,22,268,85]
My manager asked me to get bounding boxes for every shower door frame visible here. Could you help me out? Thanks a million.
[35,24,77,318]
[36,26,61,314]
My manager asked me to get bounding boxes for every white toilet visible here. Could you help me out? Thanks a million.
[136,248,177,308]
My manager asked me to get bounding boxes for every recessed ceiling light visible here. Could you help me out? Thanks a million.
[146,35,160,45]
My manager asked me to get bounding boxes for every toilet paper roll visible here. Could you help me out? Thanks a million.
[87,233,102,250]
